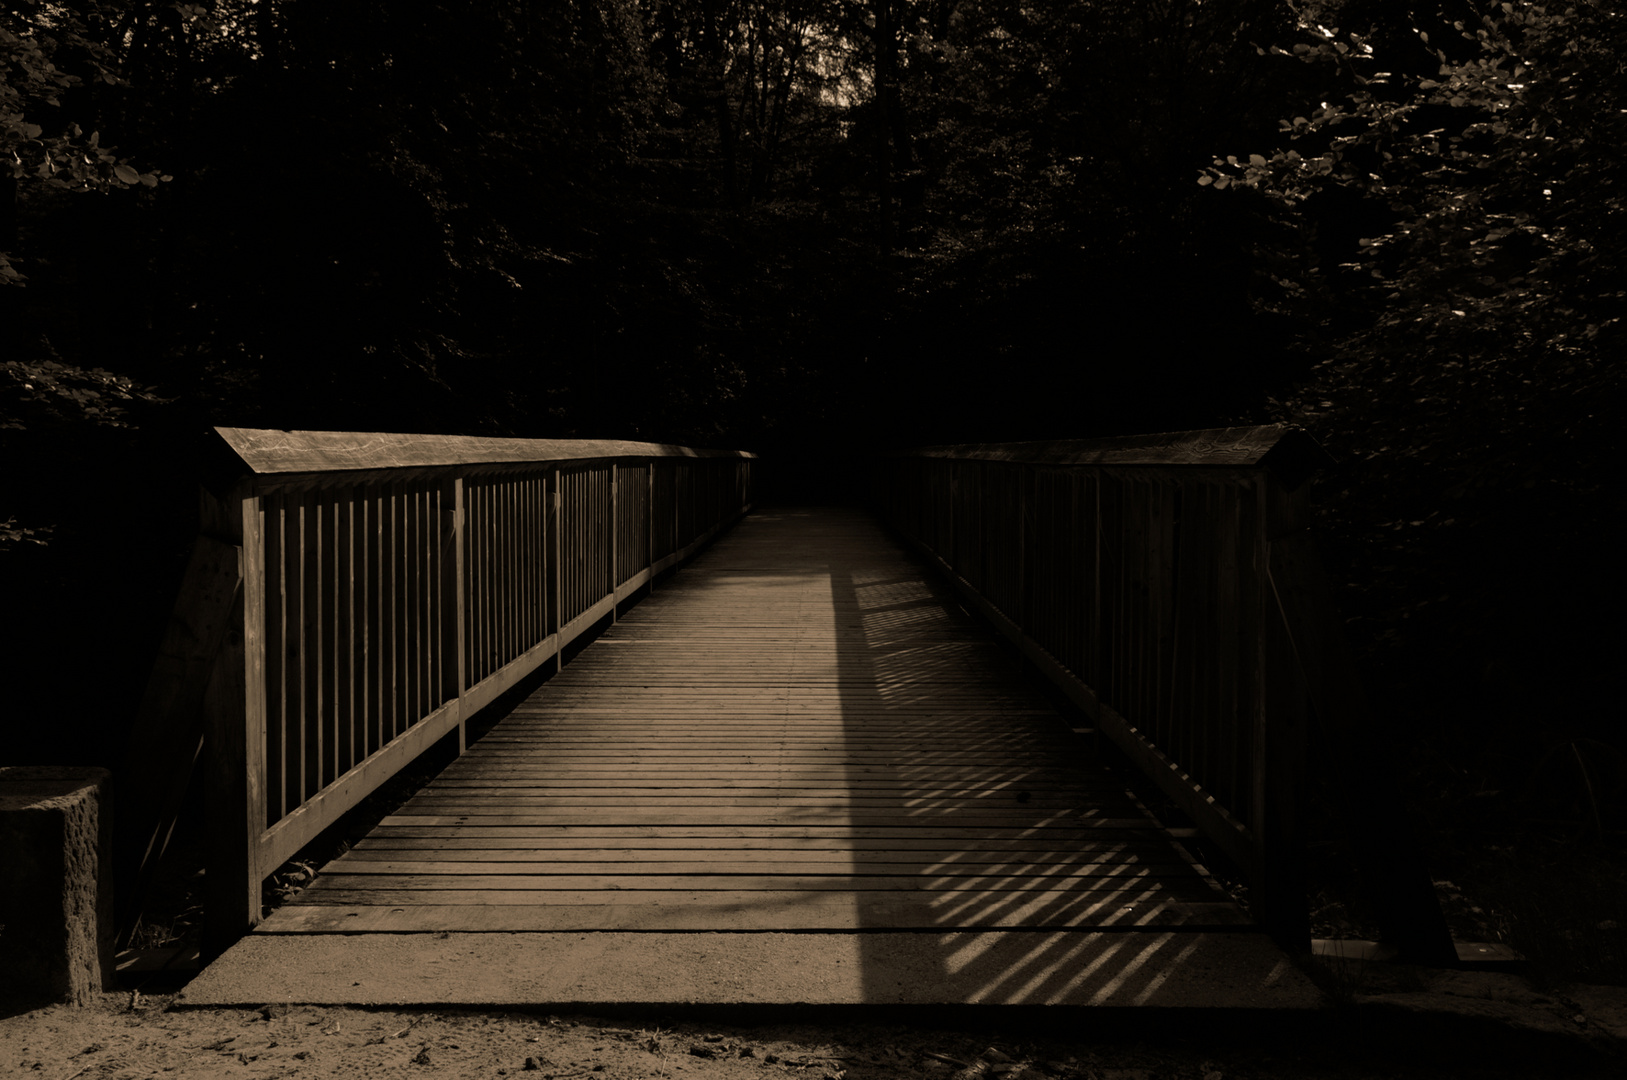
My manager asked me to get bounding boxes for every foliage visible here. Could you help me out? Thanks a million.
[2,357,164,429]
[1,4,168,284]
[1200,0,1625,467]
[1197,1,1625,825]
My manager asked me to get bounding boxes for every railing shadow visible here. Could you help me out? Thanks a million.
[808,508,1289,1005]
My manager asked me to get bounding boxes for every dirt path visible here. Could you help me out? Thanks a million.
[2,992,1610,1080]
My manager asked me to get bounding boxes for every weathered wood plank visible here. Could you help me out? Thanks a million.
[348,836,1176,853]
[259,897,1248,933]
[322,856,1190,876]
[377,812,1155,828]
[216,428,756,477]
[297,870,1214,893]
[361,823,1181,841]
[335,846,1187,864]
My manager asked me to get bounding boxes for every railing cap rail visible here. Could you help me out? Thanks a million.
[896,424,1334,485]
[214,427,757,477]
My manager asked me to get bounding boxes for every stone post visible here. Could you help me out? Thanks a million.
[0,767,115,1005]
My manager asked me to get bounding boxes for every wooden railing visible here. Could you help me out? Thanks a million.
[121,429,754,953]
[872,426,1454,957]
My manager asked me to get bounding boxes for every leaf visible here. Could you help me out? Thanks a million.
[114,164,140,184]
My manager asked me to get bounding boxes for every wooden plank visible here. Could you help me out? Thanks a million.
[423,778,1109,793]
[336,845,1188,863]
[444,472,465,752]
[323,855,1191,875]
[203,487,261,956]
[333,487,356,781]
[549,467,562,675]
[395,799,1116,815]
[378,813,1166,830]
[363,822,1169,840]
[297,870,1213,893]
[215,427,756,477]
[897,425,1334,475]
[259,898,1248,933]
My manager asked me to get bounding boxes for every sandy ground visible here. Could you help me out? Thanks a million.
[2,990,1617,1080]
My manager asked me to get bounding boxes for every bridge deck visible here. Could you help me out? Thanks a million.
[261,507,1244,934]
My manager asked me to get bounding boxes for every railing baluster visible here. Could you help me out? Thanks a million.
[286,490,306,814]
[335,489,354,778]
[414,483,429,722]
[505,476,518,665]
[263,493,285,824]
[475,478,488,682]
[317,490,336,788]
[392,481,410,741]
[356,486,371,761]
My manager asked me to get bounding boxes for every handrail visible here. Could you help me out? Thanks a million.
[872,424,1453,957]
[175,428,755,951]
[898,424,1332,477]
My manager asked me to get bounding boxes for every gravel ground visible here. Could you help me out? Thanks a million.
[2,990,1618,1080]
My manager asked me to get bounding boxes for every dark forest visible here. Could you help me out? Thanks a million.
[3,1,1623,982]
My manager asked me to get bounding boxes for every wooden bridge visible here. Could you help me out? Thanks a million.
[258,507,1243,937]
[121,425,1457,997]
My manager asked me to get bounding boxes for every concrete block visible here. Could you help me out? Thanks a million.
[0,766,115,1004]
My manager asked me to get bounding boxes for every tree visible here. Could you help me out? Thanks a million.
[1198,0,1625,781]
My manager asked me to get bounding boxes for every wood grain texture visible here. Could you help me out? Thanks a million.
[268,508,1236,934]
[216,427,756,477]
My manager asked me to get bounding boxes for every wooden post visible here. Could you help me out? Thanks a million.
[1014,465,1027,628]
[610,464,618,621]
[1089,473,1103,721]
[550,468,563,674]
[203,487,267,958]
[1254,476,1310,952]
[444,472,466,754]
[1266,487,1455,963]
